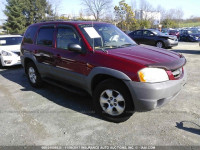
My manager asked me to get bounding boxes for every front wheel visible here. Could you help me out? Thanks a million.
[93,79,134,123]
[156,41,164,48]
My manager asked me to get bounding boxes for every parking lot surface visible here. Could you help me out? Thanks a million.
[0,42,199,146]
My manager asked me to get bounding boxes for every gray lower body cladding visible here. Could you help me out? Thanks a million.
[125,71,187,111]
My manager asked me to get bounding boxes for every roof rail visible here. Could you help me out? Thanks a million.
[38,19,95,23]
[39,19,66,22]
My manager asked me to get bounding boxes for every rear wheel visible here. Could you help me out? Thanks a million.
[26,62,43,88]
[156,41,164,48]
[93,79,134,123]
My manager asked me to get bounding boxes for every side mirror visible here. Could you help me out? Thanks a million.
[68,44,82,53]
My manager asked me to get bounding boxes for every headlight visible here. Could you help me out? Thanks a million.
[138,68,169,83]
[1,50,12,56]
[189,35,194,38]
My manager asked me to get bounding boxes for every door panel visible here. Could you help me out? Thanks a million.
[143,30,156,46]
[51,25,88,87]
[34,26,56,76]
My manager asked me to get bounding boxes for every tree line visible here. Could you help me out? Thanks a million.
[2,0,198,34]
[3,0,53,34]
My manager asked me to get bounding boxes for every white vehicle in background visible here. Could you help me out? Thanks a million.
[0,35,23,67]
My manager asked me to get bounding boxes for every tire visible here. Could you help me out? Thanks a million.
[156,41,164,48]
[26,62,43,88]
[93,79,134,123]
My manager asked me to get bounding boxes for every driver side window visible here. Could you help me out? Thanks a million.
[143,31,154,36]
[57,27,80,50]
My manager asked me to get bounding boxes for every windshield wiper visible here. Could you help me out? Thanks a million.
[95,47,108,53]
[102,45,119,49]
[119,44,134,47]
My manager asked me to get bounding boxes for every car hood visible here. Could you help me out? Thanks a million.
[0,45,21,52]
[190,33,200,37]
[158,34,177,39]
[108,45,183,69]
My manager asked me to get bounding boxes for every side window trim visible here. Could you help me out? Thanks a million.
[55,24,82,50]
[23,26,38,44]
[36,25,55,47]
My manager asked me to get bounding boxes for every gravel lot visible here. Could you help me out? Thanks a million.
[0,42,199,147]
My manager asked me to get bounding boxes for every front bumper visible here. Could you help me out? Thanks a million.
[1,55,21,66]
[165,39,178,47]
[125,71,187,111]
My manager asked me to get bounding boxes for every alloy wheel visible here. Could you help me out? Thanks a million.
[28,67,37,84]
[99,89,125,116]
[156,42,163,48]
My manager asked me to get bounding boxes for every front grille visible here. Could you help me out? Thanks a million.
[13,52,20,56]
[172,68,182,78]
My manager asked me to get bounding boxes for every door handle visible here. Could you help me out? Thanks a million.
[33,50,38,54]
[56,54,61,59]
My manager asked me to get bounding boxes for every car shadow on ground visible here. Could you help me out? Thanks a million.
[176,121,200,135]
[172,50,200,55]
[0,66,102,121]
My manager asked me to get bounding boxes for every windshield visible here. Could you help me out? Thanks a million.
[188,30,199,34]
[151,30,166,36]
[0,37,23,46]
[79,24,137,50]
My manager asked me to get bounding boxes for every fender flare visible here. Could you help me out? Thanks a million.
[86,67,131,95]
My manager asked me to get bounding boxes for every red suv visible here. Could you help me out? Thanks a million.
[21,21,187,122]
[169,30,180,39]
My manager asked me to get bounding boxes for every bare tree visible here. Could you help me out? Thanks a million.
[131,0,138,11]
[156,5,166,20]
[175,8,184,20]
[81,0,112,21]
[139,0,154,12]
[139,0,154,20]
[48,0,62,19]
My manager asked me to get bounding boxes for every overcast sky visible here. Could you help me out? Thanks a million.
[1,0,200,25]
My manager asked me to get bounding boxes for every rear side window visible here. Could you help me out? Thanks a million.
[37,27,54,47]
[57,27,80,50]
[24,26,38,44]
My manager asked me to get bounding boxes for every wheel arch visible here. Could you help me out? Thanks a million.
[86,67,132,95]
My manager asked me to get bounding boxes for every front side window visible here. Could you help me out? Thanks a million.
[56,27,80,50]
[143,31,154,36]
[0,37,22,46]
[151,30,165,36]
[37,27,54,47]
[79,24,137,50]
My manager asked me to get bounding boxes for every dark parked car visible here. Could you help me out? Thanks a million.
[169,30,180,39]
[128,29,178,48]
[179,29,200,42]
[21,21,187,122]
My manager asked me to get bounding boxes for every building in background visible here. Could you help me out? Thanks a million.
[135,10,161,25]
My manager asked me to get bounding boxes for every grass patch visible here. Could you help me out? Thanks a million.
[179,22,200,28]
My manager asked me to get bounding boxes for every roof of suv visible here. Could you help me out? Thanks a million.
[31,21,108,26]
